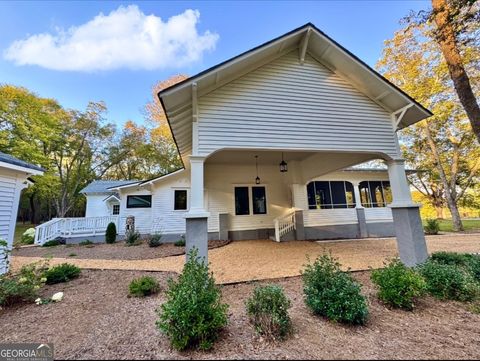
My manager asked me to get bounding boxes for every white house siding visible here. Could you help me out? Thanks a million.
[197,51,399,159]
[364,208,393,223]
[85,194,112,217]
[118,188,153,235]
[0,168,26,274]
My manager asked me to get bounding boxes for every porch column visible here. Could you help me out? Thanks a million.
[352,181,368,238]
[387,159,428,266]
[185,156,210,262]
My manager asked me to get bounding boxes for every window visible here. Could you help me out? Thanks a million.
[307,181,356,209]
[174,190,188,210]
[359,181,391,207]
[235,187,250,215]
[126,195,152,208]
[252,186,267,214]
[112,204,120,215]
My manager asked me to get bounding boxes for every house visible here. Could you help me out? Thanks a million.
[36,23,432,266]
[0,152,44,274]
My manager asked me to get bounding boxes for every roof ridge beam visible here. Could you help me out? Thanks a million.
[299,28,312,65]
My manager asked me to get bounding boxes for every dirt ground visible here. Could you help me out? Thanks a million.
[11,233,480,285]
[12,240,229,260]
[1,269,479,360]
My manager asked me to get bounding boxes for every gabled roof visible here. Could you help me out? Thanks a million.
[107,168,186,191]
[158,23,432,162]
[0,152,45,174]
[80,180,138,194]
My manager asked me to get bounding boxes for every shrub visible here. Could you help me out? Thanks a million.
[125,230,141,246]
[105,222,117,244]
[21,228,35,245]
[371,259,427,310]
[79,240,94,246]
[0,262,47,307]
[246,285,292,340]
[148,233,163,248]
[302,254,368,325]
[42,239,61,247]
[129,276,160,297]
[419,260,479,302]
[43,263,81,285]
[174,235,186,247]
[424,218,440,235]
[157,249,228,351]
[430,252,480,282]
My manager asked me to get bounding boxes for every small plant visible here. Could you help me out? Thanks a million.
[148,233,163,248]
[424,218,440,235]
[43,263,81,285]
[246,284,292,340]
[419,259,479,302]
[302,253,368,325]
[79,240,94,246]
[129,276,160,297]
[174,235,186,247]
[42,239,61,247]
[371,259,427,310]
[125,230,141,246]
[430,252,480,282]
[157,248,228,351]
[21,228,36,245]
[105,222,117,244]
[0,262,47,307]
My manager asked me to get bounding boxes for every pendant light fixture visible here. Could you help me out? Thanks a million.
[255,155,261,184]
[279,152,288,173]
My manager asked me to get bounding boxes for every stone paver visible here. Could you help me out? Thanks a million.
[11,233,480,284]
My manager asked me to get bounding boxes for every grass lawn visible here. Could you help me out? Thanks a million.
[13,223,34,246]
[426,219,480,232]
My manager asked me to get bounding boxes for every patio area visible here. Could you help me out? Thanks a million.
[11,233,480,284]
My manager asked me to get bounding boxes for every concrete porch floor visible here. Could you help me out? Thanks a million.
[11,233,480,284]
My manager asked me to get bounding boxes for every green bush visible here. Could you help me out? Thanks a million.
[419,260,479,302]
[125,230,141,246]
[430,252,480,282]
[424,218,440,235]
[79,240,94,246]
[157,249,228,351]
[302,254,368,325]
[43,263,81,285]
[21,228,35,245]
[148,233,163,248]
[105,222,117,244]
[246,285,292,340]
[371,259,427,310]
[174,235,186,247]
[42,239,61,247]
[0,262,47,307]
[129,276,160,297]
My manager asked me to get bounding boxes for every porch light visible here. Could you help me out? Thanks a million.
[279,152,288,173]
[255,155,261,184]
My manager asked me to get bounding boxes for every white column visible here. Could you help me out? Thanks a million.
[351,181,364,209]
[386,159,415,207]
[187,156,209,216]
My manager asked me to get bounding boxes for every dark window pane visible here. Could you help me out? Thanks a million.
[235,187,250,215]
[127,195,152,208]
[307,182,317,210]
[369,181,384,207]
[382,181,392,204]
[252,186,267,214]
[331,181,347,208]
[314,181,332,209]
[359,181,371,207]
[112,204,120,215]
[174,190,187,210]
[345,182,356,208]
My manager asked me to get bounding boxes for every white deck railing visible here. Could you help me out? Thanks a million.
[34,216,119,245]
[273,210,296,242]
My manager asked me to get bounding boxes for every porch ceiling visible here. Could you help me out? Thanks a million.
[205,150,314,165]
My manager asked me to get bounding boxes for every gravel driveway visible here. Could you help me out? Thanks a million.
[11,233,480,284]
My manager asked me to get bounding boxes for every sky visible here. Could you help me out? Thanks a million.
[0,0,430,128]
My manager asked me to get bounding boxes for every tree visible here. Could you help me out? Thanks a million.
[405,0,480,143]
[378,24,480,231]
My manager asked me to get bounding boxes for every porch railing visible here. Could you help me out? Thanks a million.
[34,216,120,245]
[273,210,296,242]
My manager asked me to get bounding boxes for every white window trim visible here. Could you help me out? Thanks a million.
[232,184,269,217]
[173,188,189,212]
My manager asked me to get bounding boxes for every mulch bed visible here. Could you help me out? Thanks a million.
[1,269,479,360]
[12,240,230,260]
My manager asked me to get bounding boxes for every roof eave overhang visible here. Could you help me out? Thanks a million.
[0,160,44,176]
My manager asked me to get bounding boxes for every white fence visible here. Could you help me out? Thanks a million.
[34,216,120,245]
[273,210,296,242]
